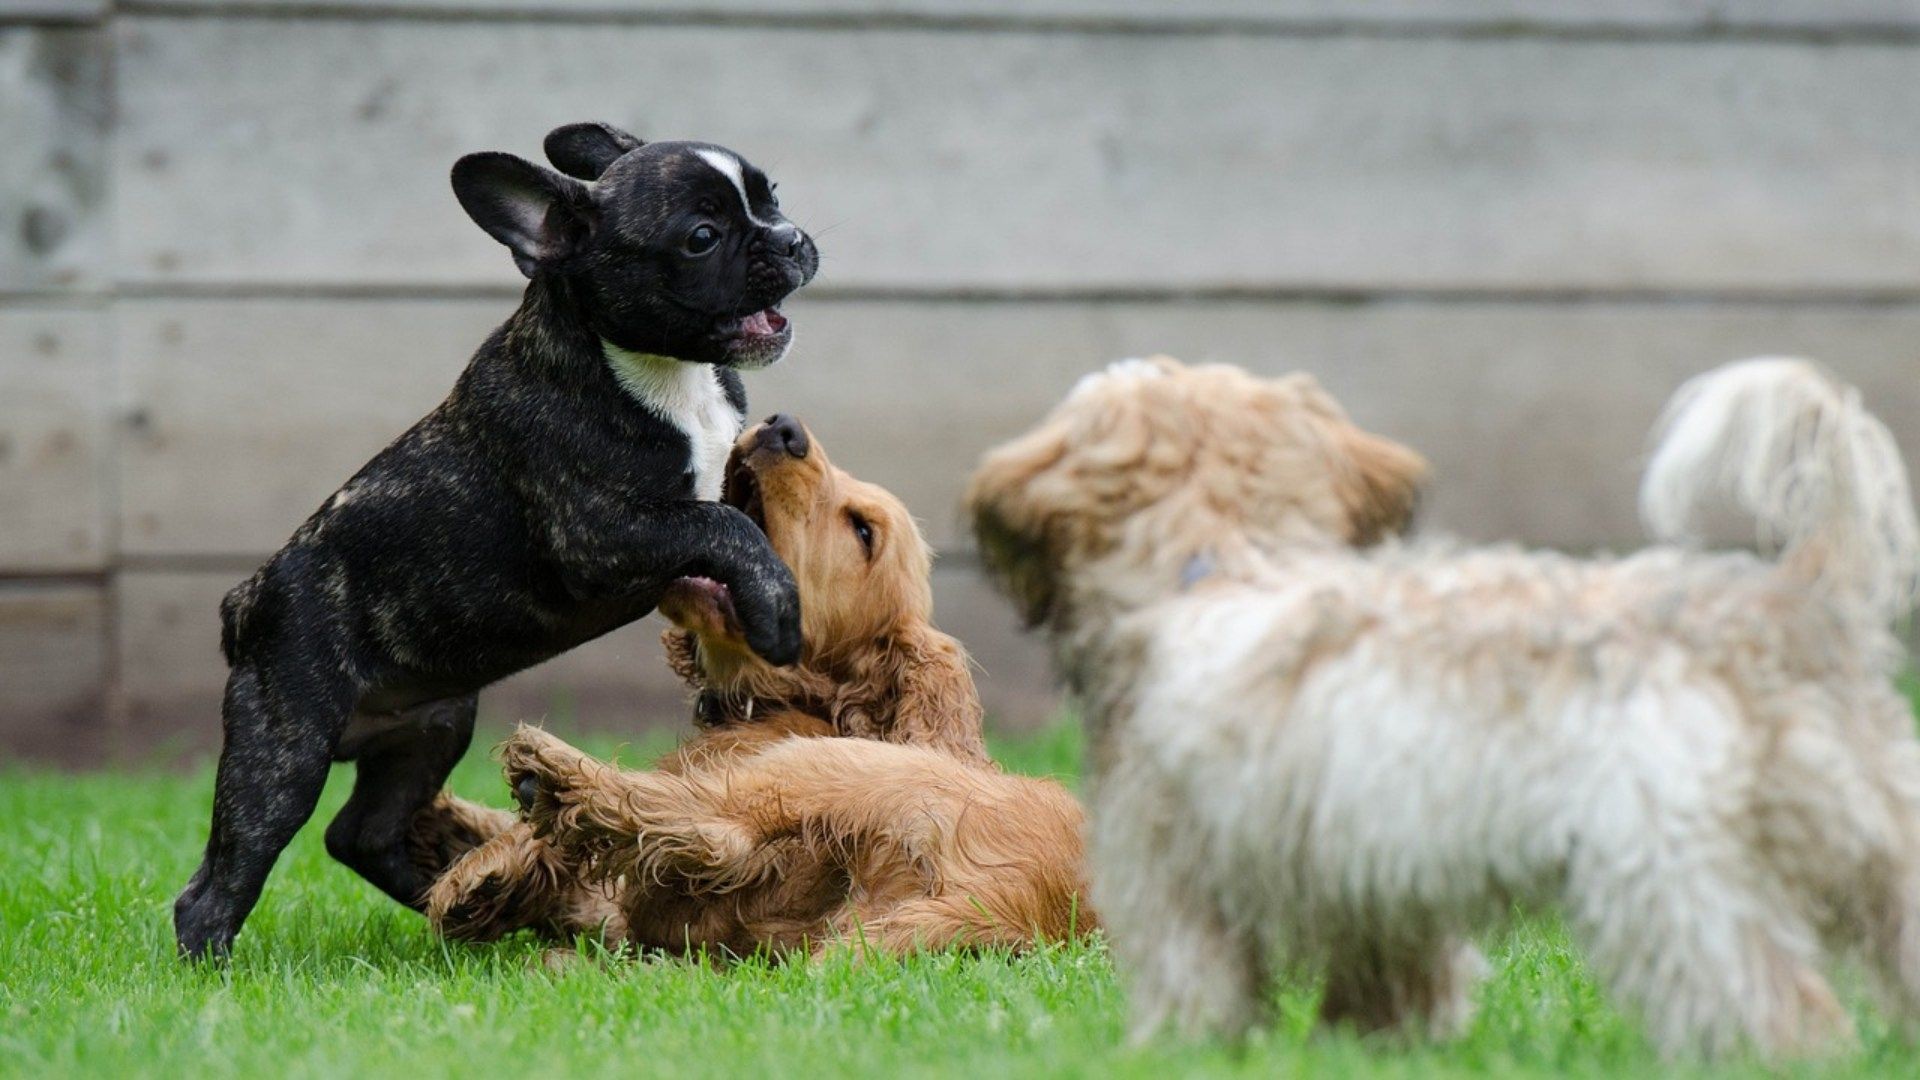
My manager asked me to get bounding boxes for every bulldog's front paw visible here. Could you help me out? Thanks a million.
[736,573,802,667]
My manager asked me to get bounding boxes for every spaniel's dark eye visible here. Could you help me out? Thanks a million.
[685,224,721,255]
[848,510,875,556]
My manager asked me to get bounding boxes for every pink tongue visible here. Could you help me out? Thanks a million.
[742,310,773,335]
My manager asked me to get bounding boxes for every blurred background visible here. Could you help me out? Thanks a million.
[3,1,1917,763]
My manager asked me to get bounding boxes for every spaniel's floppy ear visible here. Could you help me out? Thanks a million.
[837,625,990,765]
[891,627,989,763]
[1334,424,1428,545]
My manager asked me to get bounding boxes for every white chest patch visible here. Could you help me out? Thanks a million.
[603,343,744,501]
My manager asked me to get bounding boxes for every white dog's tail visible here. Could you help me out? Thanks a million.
[1640,357,1920,623]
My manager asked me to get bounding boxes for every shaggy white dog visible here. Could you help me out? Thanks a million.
[966,356,1920,1059]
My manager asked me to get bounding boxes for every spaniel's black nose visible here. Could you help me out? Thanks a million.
[758,414,809,459]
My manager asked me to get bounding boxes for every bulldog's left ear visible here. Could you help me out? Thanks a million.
[543,121,645,181]
[451,152,596,278]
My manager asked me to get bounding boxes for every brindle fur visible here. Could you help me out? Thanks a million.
[174,123,819,959]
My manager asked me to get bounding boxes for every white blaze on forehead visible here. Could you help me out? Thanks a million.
[693,148,774,227]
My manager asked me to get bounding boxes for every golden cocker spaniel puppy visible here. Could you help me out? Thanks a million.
[413,417,1092,957]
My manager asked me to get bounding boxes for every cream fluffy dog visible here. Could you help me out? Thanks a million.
[966,355,1920,1059]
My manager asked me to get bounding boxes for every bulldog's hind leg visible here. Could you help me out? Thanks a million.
[326,695,477,908]
[173,663,347,959]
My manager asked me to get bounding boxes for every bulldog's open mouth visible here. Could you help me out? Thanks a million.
[715,306,790,350]
[658,575,742,638]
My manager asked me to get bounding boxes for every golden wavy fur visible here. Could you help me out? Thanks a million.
[412,418,1090,956]
[968,355,1920,1060]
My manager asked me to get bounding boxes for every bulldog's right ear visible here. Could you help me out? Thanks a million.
[451,152,595,277]
[543,121,645,181]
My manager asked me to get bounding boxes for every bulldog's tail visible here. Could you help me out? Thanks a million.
[1640,357,1919,623]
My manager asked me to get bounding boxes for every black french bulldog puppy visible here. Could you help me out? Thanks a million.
[173,122,819,959]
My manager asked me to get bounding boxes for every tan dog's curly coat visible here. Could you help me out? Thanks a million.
[410,418,1092,956]
[969,356,1920,1060]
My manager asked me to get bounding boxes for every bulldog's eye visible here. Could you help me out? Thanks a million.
[685,224,722,256]
[848,510,875,558]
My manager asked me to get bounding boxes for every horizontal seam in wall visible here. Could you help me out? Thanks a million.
[70,281,1920,309]
[0,292,111,308]
[117,555,262,574]
[0,15,105,27]
[99,3,1920,46]
[0,571,112,587]
[1,551,993,576]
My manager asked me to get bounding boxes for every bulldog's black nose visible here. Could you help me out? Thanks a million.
[758,414,808,459]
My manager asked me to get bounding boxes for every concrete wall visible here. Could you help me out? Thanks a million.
[2,2,1917,762]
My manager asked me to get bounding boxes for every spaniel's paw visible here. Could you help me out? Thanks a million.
[498,725,589,818]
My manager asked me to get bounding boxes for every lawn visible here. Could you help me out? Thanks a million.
[5,692,1920,1079]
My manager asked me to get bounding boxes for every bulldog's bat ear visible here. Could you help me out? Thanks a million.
[451,152,595,277]
[543,121,645,181]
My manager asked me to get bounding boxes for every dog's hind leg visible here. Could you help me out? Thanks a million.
[1858,857,1920,1038]
[1831,784,1920,1036]
[503,727,761,888]
[425,822,582,942]
[173,664,344,959]
[513,733,983,896]
[326,694,478,909]
[1569,854,1851,1060]
[823,896,1021,958]
[1820,699,1920,1035]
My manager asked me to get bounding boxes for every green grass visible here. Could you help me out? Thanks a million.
[5,703,1920,1079]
